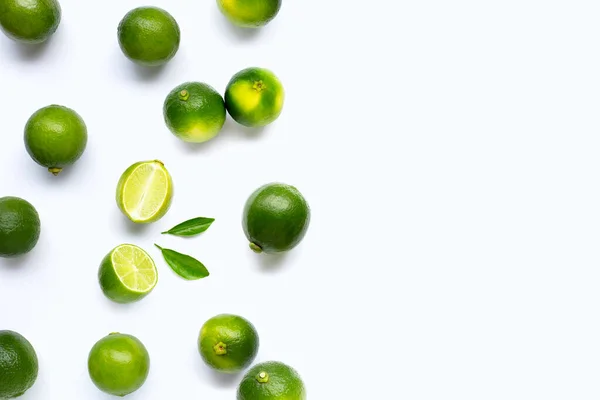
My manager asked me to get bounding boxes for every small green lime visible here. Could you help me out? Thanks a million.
[243,183,310,254]
[225,67,284,128]
[217,0,281,28]
[199,314,259,373]
[0,0,61,44]
[163,82,226,143]
[24,105,87,176]
[237,361,306,400]
[0,330,38,399]
[0,197,40,258]
[98,244,158,304]
[118,6,180,67]
[88,333,150,397]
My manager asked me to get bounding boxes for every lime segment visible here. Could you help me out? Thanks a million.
[116,160,173,223]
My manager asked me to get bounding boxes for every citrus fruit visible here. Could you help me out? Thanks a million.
[88,333,150,397]
[116,160,173,224]
[0,330,38,399]
[217,0,281,28]
[98,244,158,303]
[0,197,40,258]
[24,105,87,176]
[225,67,284,127]
[242,183,310,254]
[0,0,61,44]
[198,314,259,373]
[237,361,306,400]
[118,6,180,67]
[163,82,226,143]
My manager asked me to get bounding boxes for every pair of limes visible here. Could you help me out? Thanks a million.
[118,0,281,67]
[200,314,306,399]
[164,68,285,145]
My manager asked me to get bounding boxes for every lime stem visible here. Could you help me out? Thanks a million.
[253,80,266,92]
[256,371,269,383]
[179,89,190,101]
[48,167,62,176]
[249,243,263,253]
[214,342,227,355]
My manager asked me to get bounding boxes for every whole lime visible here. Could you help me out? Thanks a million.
[237,361,306,400]
[199,314,259,373]
[0,330,38,399]
[0,0,61,44]
[88,333,150,397]
[163,82,226,143]
[24,105,87,176]
[118,6,180,66]
[0,197,40,258]
[225,67,284,127]
[217,0,281,28]
[242,183,310,254]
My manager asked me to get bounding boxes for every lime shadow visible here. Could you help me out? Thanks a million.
[214,8,263,41]
[257,252,288,272]
[131,63,168,81]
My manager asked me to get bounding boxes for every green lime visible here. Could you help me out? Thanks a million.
[98,244,158,304]
[242,183,310,254]
[118,6,180,67]
[163,82,226,143]
[0,197,40,258]
[198,314,259,373]
[225,67,284,127]
[0,331,38,399]
[24,105,87,176]
[217,0,281,28]
[237,361,306,400]
[0,0,60,44]
[116,160,173,224]
[88,333,150,397]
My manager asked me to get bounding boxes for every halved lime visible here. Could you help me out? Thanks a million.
[98,244,157,303]
[116,160,173,224]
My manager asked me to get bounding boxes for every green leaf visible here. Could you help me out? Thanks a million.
[154,244,210,280]
[161,217,215,237]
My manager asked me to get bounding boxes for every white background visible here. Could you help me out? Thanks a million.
[1,0,600,398]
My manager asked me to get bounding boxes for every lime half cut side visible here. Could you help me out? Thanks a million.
[99,244,158,303]
[116,160,173,224]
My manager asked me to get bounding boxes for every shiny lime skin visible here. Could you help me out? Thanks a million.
[217,0,281,28]
[243,183,310,254]
[88,333,150,397]
[0,331,38,399]
[0,197,40,258]
[199,314,259,373]
[225,67,285,127]
[24,105,87,175]
[237,361,306,400]
[118,7,180,66]
[0,0,61,44]
[163,82,226,143]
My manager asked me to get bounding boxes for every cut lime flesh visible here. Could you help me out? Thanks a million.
[117,160,173,223]
[111,244,157,293]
